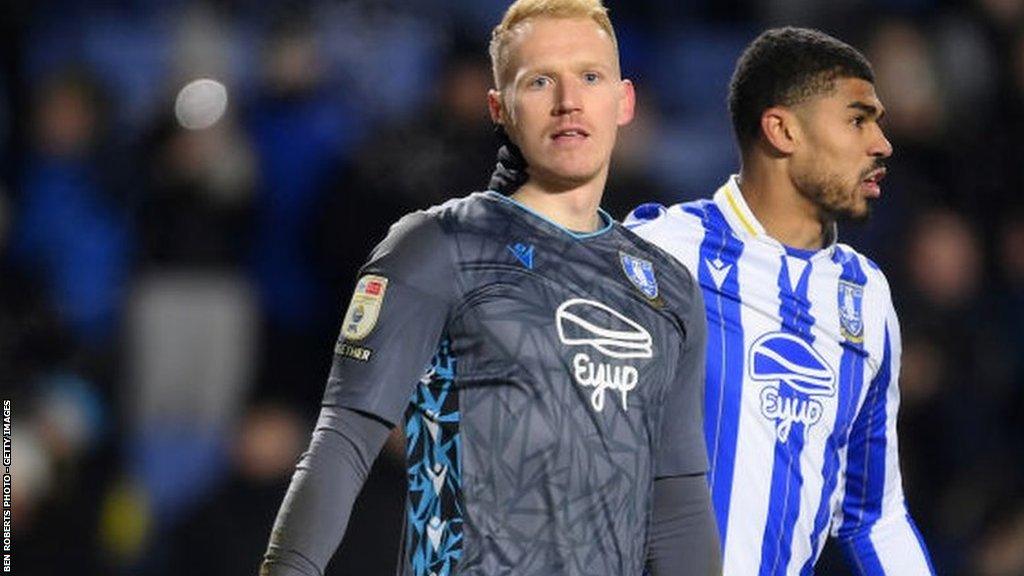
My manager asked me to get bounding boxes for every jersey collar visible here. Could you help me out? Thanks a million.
[712,175,838,257]
[485,190,615,239]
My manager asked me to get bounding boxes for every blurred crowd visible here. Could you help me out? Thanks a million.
[1,0,1022,574]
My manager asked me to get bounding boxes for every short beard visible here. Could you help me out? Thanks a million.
[794,170,871,224]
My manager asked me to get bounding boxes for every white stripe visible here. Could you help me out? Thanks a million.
[663,204,705,274]
[785,256,808,294]
[872,514,933,574]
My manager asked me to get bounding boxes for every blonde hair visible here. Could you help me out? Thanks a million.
[489,0,618,89]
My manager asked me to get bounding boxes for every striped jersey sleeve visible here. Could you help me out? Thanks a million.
[833,267,935,575]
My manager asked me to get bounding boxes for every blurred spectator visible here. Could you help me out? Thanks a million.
[974,0,1024,32]
[109,98,260,571]
[9,67,131,349]
[15,374,112,574]
[114,268,257,570]
[1,163,114,573]
[848,19,948,267]
[869,19,945,145]
[0,188,73,395]
[164,401,406,574]
[165,402,305,576]
[247,13,362,330]
[136,111,255,268]
[897,209,1017,572]
[315,47,497,319]
[170,3,237,87]
[1,188,50,532]
[972,501,1024,576]
[934,12,998,132]
[244,14,365,407]
[327,49,494,213]
[9,421,51,531]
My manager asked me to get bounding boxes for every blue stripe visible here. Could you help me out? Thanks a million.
[841,537,886,575]
[685,202,745,548]
[839,325,890,537]
[800,249,869,574]
[758,252,816,576]
[834,308,893,575]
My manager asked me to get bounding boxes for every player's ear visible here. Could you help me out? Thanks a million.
[488,89,505,125]
[616,79,635,126]
[760,106,799,155]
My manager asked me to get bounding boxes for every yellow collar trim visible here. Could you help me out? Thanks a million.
[723,185,759,237]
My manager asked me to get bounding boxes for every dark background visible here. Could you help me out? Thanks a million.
[2,0,1023,574]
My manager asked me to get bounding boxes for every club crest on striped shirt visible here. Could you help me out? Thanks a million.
[620,253,658,299]
[838,281,864,342]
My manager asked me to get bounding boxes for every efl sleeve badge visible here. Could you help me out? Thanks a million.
[341,275,389,341]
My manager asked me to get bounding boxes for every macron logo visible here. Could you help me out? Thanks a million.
[507,243,534,270]
[706,258,732,290]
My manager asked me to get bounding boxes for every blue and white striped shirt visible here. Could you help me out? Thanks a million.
[626,176,934,575]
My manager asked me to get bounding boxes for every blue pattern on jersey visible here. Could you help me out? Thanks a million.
[800,248,869,574]
[758,252,817,576]
[406,338,462,576]
[685,200,745,549]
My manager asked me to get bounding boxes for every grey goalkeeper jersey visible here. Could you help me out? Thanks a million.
[327,191,707,576]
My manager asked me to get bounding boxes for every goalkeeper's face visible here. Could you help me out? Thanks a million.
[487,16,635,192]
[789,77,893,222]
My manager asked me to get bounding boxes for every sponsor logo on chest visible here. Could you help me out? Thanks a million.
[749,332,837,442]
[555,298,653,413]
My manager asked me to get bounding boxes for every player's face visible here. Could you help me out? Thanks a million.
[489,16,634,191]
[790,78,893,221]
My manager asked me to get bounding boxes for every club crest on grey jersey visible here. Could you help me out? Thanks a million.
[555,298,653,413]
[749,332,837,442]
[620,252,659,299]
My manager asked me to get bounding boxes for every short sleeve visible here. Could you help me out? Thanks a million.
[655,268,709,477]
[322,211,457,426]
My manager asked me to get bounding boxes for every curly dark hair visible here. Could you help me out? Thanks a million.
[729,27,874,150]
